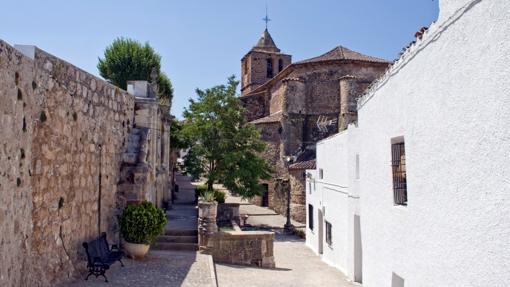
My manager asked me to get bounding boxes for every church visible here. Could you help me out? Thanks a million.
[240,28,390,222]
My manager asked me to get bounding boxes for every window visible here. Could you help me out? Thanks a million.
[391,140,407,205]
[266,58,273,78]
[308,204,314,231]
[278,59,284,72]
[319,168,324,179]
[325,221,333,245]
[355,154,360,179]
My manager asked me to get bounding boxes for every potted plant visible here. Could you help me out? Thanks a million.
[120,201,167,259]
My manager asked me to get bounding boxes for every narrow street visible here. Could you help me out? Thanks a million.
[212,186,357,287]
[63,174,356,287]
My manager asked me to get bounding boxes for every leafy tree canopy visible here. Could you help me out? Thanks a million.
[98,37,173,103]
[181,76,272,198]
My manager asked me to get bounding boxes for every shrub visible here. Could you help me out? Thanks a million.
[214,190,225,204]
[196,185,225,203]
[120,201,167,244]
[201,190,216,202]
[196,185,208,197]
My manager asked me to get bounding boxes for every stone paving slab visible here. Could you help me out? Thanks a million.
[62,250,215,287]
[215,233,357,287]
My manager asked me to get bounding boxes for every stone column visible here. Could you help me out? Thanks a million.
[198,201,218,250]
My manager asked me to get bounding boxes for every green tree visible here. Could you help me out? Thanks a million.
[181,76,271,198]
[98,37,173,102]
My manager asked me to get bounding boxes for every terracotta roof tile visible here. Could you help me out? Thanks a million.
[296,46,390,64]
[289,159,316,170]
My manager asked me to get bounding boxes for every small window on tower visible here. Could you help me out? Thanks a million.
[278,59,284,72]
[266,58,273,78]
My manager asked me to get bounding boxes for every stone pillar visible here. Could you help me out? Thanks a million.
[198,201,218,250]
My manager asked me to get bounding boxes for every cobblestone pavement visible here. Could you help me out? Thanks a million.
[62,250,215,287]
[215,232,357,287]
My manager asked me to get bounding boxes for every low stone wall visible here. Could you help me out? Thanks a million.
[198,201,275,268]
[217,203,240,226]
[207,231,275,268]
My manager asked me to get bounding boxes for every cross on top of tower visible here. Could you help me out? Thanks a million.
[262,5,271,29]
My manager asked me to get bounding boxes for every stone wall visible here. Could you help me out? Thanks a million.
[0,41,38,287]
[0,41,136,286]
[289,169,306,222]
[198,201,275,268]
[207,231,275,268]
[243,59,388,225]
[240,91,269,122]
[241,50,291,95]
[217,203,240,226]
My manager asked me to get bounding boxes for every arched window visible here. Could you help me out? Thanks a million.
[278,59,284,72]
[266,58,273,78]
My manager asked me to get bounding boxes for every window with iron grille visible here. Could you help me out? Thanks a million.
[391,141,407,205]
[325,221,332,245]
[308,204,314,231]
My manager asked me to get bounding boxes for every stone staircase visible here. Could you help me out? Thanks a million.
[152,173,199,251]
[152,229,198,251]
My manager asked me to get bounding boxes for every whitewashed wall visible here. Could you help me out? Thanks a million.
[357,0,510,286]
[306,126,362,282]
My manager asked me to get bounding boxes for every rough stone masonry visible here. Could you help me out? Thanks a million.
[0,40,171,286]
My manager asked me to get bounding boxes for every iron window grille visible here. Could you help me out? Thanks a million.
[391,142,407,205]
[325,221,333,245]
[308,204,314,231]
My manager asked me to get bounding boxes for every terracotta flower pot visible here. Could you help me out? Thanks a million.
[123,241,150,259]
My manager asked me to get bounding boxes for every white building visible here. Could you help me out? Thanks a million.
[306,0,510,286]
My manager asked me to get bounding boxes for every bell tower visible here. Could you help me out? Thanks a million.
[241,28,292,95]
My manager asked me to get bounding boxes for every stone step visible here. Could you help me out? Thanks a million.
[151,242,198,251]
[155,235,198,244]
[165,229,198,236]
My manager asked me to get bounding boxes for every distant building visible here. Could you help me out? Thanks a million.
[241,29,389,222]
[306,0,510,286]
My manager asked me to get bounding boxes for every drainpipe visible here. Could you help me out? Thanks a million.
[98,144,102,235]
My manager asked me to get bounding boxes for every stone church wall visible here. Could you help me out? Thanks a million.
[0,41,134,286]
[241,91,268,122]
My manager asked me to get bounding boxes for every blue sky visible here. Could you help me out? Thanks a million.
[0,0,438,117]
